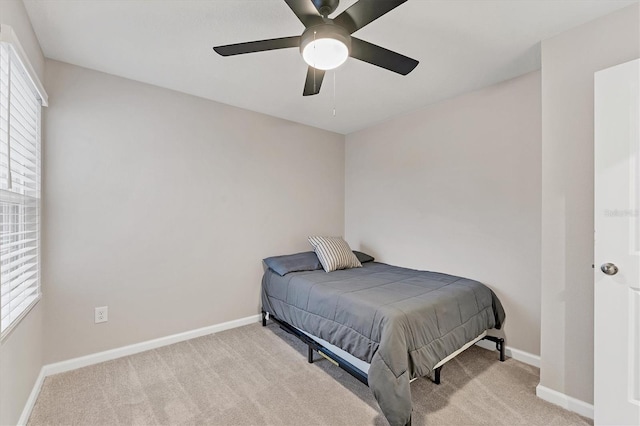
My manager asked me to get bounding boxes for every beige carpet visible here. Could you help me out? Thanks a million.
[29,323,592,426]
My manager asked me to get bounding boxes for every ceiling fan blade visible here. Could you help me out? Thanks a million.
[350,37,418,75]
[214,36,300,56]
[303,66,325,96]
[333,0,407,34]
[284,0,324,28]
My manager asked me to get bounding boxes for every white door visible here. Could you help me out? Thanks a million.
[594,58,640,426]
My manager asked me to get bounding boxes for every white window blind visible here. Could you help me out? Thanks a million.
[0,39,42,339]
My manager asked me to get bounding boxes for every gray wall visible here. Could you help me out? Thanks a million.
[42,60,345,363]
[0,0,45,424]
[345,71,542,356]
[539,3,639,404]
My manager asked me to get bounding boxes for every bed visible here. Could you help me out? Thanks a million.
[261,256,505,426]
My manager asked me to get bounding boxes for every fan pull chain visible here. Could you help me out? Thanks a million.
[332,71,336,117]
[313,31,317,92]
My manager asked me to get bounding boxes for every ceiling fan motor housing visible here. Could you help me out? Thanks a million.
[312,0,340,17]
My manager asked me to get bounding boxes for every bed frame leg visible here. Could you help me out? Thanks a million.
[308,345,314,363]
[261,310,267,327]
[433,366,442,385]
[482,336,506,361]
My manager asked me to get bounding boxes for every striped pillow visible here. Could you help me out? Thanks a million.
[308,236,362,273]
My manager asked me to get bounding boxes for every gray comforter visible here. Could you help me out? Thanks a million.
[261,262,505,426]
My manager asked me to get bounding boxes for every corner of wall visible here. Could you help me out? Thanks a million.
[539,1,639,407]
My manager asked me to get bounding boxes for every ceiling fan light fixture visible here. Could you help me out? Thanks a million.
[213,0,419,96]
[300,24,351,71]
[302,38,348,70]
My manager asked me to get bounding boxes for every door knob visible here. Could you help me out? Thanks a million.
[601,263,619,276]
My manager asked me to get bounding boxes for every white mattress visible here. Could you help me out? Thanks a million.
[299,328,372,373]
[298,327,487,380]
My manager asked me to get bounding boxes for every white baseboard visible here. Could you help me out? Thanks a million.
[475,340,541,368]
[18,314,261,424]
[43,314,261,376]
[536,384,594,419]
[17,368,46,426]
[475,343,592,419]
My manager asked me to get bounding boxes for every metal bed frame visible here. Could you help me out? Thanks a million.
[262,310,505,386]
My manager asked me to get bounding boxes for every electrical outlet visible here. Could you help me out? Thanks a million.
[94,306,108,324]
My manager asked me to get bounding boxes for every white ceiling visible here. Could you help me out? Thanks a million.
[24,0,637,134]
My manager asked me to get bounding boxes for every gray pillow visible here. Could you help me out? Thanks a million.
[263,251,322,276]
[353,251,374,263]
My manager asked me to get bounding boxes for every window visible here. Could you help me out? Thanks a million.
[0,26,47,339]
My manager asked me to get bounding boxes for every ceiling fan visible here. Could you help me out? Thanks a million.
[213,0,419,96]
